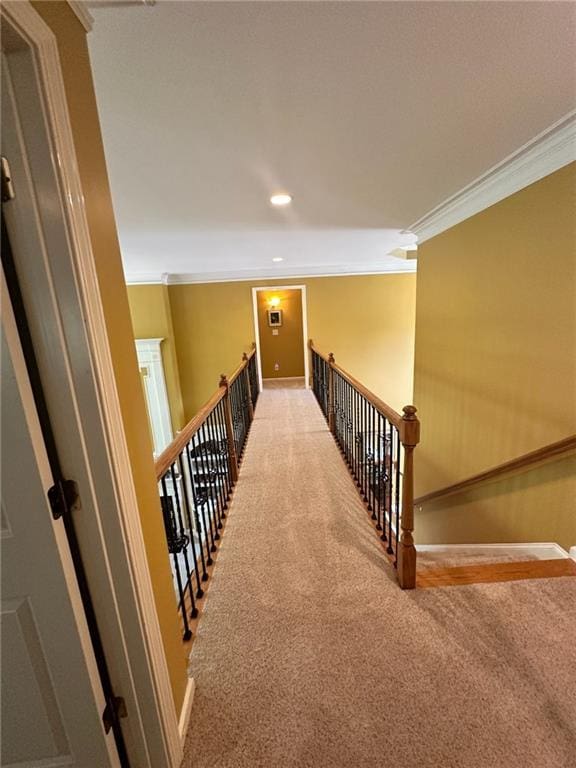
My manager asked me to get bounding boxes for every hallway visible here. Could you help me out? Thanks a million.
[183,388,576,768]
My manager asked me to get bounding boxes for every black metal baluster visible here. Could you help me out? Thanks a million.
[160,475,192,641]
[359,393,364,497]
[214,408,229,516]
[338,372,342,449]
[342,380,352,466]
[242,373,251,449]
[217,400,233,502]
[232,380,242,459]
[177,453,204,599]
[355,389,360,485]
[349,381,355,470]
[170,465,197,619]
[394,427,402,566]
[184,443,209,579]
[190,433,216,560]
[199,422,220,543]
[375,411,383,532]
[369,403,376,518]
[362,394,367,499]
[386,424,396,555]
[207,411,226,527]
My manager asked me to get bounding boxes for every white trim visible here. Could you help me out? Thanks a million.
[124,265,417,286]
[251,285,310,393]
[125,273,166,286]
[177,677,196,742]
[410,111,576,243]
[569,547,576,562]
[1,3,181,766]
[67,1,94,32]
[135,338,173,455]
[417,543,569,560]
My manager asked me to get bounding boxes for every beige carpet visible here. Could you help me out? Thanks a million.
[183,388,576,768]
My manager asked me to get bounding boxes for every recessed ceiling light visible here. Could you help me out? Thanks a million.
[272,257,284,262]
[270,193,292,207]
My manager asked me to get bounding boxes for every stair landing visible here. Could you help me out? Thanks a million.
[416,551,576,588]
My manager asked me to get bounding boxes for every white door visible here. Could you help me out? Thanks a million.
[1,289,120,767]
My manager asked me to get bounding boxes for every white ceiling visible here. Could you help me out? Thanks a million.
[87,1,576,283]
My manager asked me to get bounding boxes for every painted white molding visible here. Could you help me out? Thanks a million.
[67,1,94,32]
[135,338,173,455]
[569,546,576,562]
[178,677,196,742]
[125,272,167,285]
[410,110,576,243]
[1,3,182,766]
[124,264,416,286]
[251,285,310,393]
[417,543,569,560]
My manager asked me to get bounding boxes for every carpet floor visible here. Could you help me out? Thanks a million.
[183,388,576,768]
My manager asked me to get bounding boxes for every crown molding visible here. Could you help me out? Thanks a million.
[410,111,576,244]
[124,272,166,285]
[123,262,417,286]
[67,1,94,32]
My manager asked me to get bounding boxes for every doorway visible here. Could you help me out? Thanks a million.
[252,285,309,390]
[1,3,182,765]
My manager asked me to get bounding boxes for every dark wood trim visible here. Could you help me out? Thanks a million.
[417,557,576,588]
[415,434,576,506]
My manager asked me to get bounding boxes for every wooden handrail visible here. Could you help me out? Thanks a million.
[229,346,256,385]
[309,340,419,589]
[154,346,256,480]
[414,434,576,506]
[309,341,403,428]
[154,387,226,480]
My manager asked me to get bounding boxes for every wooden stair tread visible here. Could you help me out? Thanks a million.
[417,557,576,588]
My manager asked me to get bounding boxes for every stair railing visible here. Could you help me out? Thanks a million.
[415,434,576,505]
[154,345,259,640]
[309,341,420,589]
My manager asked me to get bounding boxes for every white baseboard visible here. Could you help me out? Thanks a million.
[178,676,196,742]
[416,542,569,560]
[569,546,576,561]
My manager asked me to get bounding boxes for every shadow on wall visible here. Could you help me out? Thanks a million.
[415,453,576,550]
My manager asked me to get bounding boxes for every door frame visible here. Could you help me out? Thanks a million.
[1,3,182,766]
[251,284,310,391]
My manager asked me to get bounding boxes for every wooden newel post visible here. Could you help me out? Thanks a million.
[397,404,420,589]
[242,352,254,420]
[219,374,239,483]
[328,352,335,433]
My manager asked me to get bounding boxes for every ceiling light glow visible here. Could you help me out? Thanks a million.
[270,193,292,207]
[272,257,284,262]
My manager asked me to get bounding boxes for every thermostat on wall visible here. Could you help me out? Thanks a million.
[272,329,279,336]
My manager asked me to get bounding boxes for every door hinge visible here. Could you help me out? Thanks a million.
[48,478,80,520]
[1,157,15,202]
[102,696,127,734]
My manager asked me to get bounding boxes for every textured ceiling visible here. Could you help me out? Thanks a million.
[88,1,576,281]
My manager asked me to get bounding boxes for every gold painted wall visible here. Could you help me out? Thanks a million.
[127,284,186,432]
[32,2,188,712]
[257,289,305,379]
[169,273,416,419]
[413,163,576,549]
